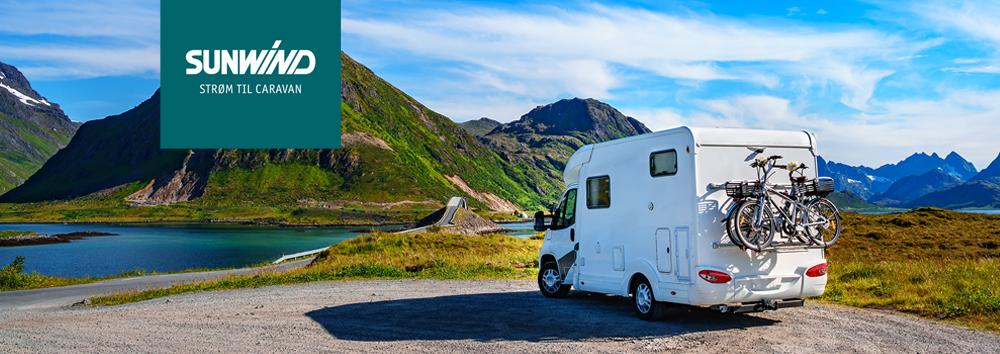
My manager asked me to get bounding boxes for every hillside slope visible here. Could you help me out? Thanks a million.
[480,98,651,200]
[0,62,79,193]
[1,53,544,214]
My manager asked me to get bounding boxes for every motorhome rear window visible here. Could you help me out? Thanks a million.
[586,176,610,209]
[650,150,678,177]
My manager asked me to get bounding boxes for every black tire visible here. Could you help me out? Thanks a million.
[733,200,776,251]
[538,261,571,298]
[805,198,842,247]
[631,276,666,321]
[725,200,747,248]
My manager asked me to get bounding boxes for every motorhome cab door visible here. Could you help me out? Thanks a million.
[547,188,579,280]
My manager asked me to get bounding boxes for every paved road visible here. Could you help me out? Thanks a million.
[0,258,312,311]
[398,196,467,234]
[1,280,997,353]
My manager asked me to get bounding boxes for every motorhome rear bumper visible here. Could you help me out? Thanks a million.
[712,298,804,314]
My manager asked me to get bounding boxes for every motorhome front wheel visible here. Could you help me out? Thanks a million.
[538,261,571,298]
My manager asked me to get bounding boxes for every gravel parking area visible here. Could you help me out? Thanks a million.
[1,279,997,353]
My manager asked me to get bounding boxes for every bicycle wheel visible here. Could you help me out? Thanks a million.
[805,198,841,247]
[725,201,747,248]
[733,200,775,251]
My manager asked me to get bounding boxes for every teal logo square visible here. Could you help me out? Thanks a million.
[161,0,341,148]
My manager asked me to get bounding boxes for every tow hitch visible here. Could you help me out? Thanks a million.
[714,299,804,314]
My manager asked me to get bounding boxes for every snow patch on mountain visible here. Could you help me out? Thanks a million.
[0,82,51,107]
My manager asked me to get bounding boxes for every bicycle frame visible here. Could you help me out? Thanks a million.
[750,159,829,234]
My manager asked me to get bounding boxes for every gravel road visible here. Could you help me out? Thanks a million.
[1,280,997,353]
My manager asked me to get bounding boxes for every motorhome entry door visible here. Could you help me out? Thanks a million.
[655,228,671,273]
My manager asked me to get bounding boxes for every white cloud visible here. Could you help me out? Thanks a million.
[625,93,1000,168]
[944,64,1000,74]
[912,1,1000,47]
[0,0,159,79]
[343,3,916,118]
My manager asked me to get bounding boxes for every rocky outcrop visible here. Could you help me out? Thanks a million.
[448,208,503,235]
[126,150,214,205]
[445,175,519,212]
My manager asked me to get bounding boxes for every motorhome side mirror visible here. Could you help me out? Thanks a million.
[533,211,550,232]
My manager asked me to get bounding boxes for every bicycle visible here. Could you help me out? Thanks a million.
[724,155,841,251]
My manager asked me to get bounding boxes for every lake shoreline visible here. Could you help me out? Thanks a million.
[0,231,116,247]
[0,218,533,228]
[0,219,414,228]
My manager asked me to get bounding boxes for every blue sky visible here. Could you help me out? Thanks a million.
[342,0,1000,168]
[1,1,999,168]
[0,1,159,121]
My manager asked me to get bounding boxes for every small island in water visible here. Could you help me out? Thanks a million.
[0,231,117,247]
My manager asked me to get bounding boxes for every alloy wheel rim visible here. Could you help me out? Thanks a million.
[542,269,560,293]
[636,283,652,313]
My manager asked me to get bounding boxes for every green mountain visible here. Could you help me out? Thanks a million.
[0,61,79,194]
[1,53,543,214]
[458,117,501,137]
[479,97,651,200]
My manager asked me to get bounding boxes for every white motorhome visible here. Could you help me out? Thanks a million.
[535,126,828,320]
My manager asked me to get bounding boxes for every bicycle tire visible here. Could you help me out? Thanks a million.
[725,200,747,248]
[733,200,775,251]
[805,198,841,247]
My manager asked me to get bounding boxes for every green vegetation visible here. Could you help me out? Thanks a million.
[0,256,91,291]
[0,254,254,292]
[823,208,1000,332]
[0,230,39,238]
[0,111,75,194]
[90,232,541,305]
[0,180,435,225]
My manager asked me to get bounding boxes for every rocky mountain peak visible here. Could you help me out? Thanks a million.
[0,61,69,121]
[972,153,1000,181]
[458,117,502,137]
[944,151,978,179]
[875,151,976,181]
[490,97,650,142]
[0,60,79,194]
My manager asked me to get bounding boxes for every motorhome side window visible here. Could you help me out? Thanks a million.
[550,189,577,229]
[586,176,610,209]
[650,149,678,177]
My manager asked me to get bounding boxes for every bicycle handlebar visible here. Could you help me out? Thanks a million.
[751,155,785,168]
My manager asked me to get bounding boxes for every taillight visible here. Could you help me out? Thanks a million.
[806,263,828,277]
[698,270,732,284]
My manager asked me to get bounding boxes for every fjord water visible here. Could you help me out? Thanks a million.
[0,222,536,278]
[0,223,399,278]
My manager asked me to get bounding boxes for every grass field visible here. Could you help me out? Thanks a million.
[89,232,540,305]
[823,208,1000,332]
